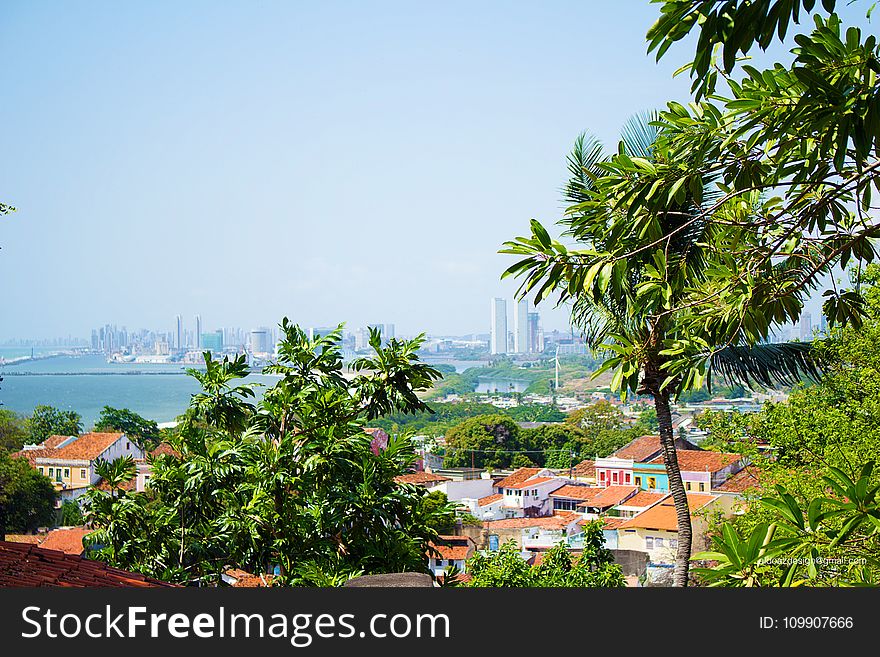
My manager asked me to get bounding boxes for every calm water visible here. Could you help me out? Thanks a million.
[0,353,485,427]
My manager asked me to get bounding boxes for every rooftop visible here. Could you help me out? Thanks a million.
[484,512,581,531]
[618,493,718,531]
[477,493,503,507]
[37,528,93,555]
[394,472,451,485]
[649,451,743,473]
[616,490,668,509]
[493,467,545,490]
[579,485,638,509]
[505,476,557,490]
[713,464,762,493]
[0,541,177,587]
[549,485,603,501]
[612,435,700,462]
[571,459,596,478]
[428,536,476,561]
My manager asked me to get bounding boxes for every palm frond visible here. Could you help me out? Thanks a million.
[619,110,658,160]
[708,342,826,391]
[562,132,605,206]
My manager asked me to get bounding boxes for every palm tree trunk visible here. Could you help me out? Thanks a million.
[654,390,692,587]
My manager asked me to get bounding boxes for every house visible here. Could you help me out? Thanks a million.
[427,535,476,578]
[595,456,634,488]
[0,541,177,587]
[549,484,603,513]
[570,459,596,484]
[36,527,93,556]
[492,467,565,518]
[577,485,639,519]
[632,460,669,492]
[460,493,504,520]
[433,477,495,502]
[608,490,668,519]
[615,493,730,565]
[610,434,701,462]
[135,443,180,492]
[394,472,452,489]
[648,451,746,492]
[713,463,762,496]
[468,513,583,551]
[18,433,144,502]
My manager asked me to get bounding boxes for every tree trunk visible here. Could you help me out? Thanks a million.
[654,390,692,587]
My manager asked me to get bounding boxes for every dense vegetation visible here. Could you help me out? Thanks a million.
[81,323,455,586]
[0,449,56,539]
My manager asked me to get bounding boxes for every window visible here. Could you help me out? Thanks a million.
[38,467,45,475]
[656,537,664,547]
[80,469,87,480]
[63,468,70,479]
[646,537,654,549]
[670,539,678,549]
[48,467,54,478]
[634,476,642,487]
[126,442,130,450]
[685,481,691,491]
[55,469,62,482]
[698,482,705,492]
[532,489,537,496]
[647,477,656,490]
[612,471,619,484]
[624,473,631,484]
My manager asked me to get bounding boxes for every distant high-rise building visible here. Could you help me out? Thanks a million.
[527,312,541,353]
[513,299,530,354]
[175,315,182,351]
[195,315,202,349]
[490,298,507,355]
[309,326,340,342]
[799,311,812,341]
[249,327,273,354]
[201,330,223,353]
[384,324,395,341]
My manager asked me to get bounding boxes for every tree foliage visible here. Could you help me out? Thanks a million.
[0,450,56,538]
[82,320,452,586]
[27,405,82,445]
[466,522,625,587]
[94,406,160,449]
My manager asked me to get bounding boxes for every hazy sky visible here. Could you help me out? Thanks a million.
[0,1,866,340]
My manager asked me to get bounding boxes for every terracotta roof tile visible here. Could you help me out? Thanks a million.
[478,493,502,507]
[224,568,274,587]
[571,459,596,478]
[38,528,92,555]
[49,433,126,461]
[0,541,177,587]
[618,493,718,531]
[2,535,43,545]
[149,443,180,459]
[394,472,451,485]
[483,512,581,530]
[714,464,762,493]
[649,451,743,473]
[549,485,602,501]
[616,491,668,508]
[612,435,700,462]
[579,486,638,509]
[505,476,557,490]
[428,536,475,561]
[494,468,544,489]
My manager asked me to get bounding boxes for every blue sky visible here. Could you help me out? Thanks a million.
[0,1,867,339]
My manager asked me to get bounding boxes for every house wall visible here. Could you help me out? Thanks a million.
[632,465,669,492]
[436,479,494,501]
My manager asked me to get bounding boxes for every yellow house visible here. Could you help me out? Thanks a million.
[15,433,145,502]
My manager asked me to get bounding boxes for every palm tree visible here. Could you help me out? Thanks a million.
[502,113,823,586]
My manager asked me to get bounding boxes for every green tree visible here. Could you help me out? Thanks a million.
[0,409,28,452]
[27,405,83,445]
[467,522,625,587]
[502,114,822,587]
[59,499,84,526]
[0,450,56,539]
[443,415,521,469]
[94,407,160,449]
[82,320,451,586]
[416,490,457,534]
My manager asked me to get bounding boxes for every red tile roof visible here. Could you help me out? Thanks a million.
[49,433,126,461]
[95,477,137,493]
[649,451,743,473]
[612,435,700,462]
[483,512,581,530]
[579,485,638,508]
[2,535,43,545]
[616,491,668,508]
[571,459,596,478]
[428,536,475,561]
[505,476,557,490]
[149,443,180,459]
[0,541,178,587]
[478,493,503,507]
[550,485,602,501]
[619,493,718,531]
[37,528,92,555]
[394,472,451,485]
[494,468,544,489]
[224,568,274,588]
[714,464,762,493]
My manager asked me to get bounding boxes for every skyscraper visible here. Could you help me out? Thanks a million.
[490,298,507,355]
[175,315,182,351]
[527,312,541,354]
[513,299,530,354]
[195,315,202,349]
[799,311,812,341]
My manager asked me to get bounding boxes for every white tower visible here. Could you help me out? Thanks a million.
[490,298,508,355]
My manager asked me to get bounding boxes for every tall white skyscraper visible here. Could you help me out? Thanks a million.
[513,299,530,354]
[490,298,507,355]
[195,315,202,349]
[799,311,812,341]
[175,315,182,350]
